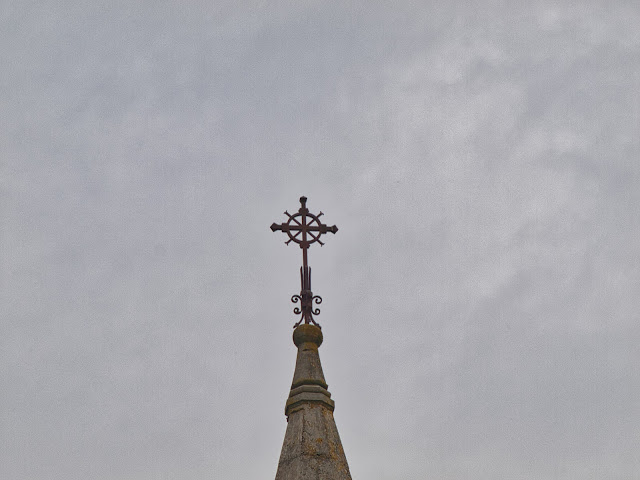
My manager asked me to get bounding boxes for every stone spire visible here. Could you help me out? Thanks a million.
[275,324,352,480]
[270,197,351,478]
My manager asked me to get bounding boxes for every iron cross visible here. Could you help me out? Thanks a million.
[271,196,338,327]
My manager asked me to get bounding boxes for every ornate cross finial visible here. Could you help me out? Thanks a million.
[271,196,338,328]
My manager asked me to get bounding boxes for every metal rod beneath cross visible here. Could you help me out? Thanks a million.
[270,196,338,327]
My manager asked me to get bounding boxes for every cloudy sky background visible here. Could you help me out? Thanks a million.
[2,1,639,479]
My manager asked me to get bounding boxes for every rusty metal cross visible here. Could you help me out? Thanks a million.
[271,196,338,327]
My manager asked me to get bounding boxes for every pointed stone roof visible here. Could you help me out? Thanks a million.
[275,324,352,480]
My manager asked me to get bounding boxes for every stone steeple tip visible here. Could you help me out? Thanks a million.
[275,324,352,480]
[286,324,334,416]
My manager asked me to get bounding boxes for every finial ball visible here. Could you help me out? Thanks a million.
[293,323,323,347]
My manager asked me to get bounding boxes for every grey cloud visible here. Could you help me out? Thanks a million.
[2,2,639,479]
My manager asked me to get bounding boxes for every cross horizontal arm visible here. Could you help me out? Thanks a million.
[270,223,338,234]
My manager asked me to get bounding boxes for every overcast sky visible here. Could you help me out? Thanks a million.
[2,1,639,479]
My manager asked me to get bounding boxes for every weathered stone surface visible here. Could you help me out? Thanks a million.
[275,403,352,480]
[275,325,352,480]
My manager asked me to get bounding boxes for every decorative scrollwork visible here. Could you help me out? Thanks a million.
[312,295,322,315]
[290,291,322,327]
[291,294,302,315]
